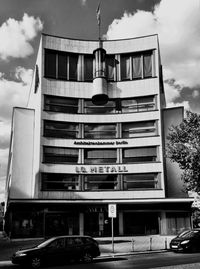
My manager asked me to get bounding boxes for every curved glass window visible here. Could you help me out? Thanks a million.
[43,146,79,164]
[42,173,79,191]
[122,121,157,138]
[44,95,79,114]
[84,149,117,164]
[123,173,159,190]
[84,174,118,190]
[122,147,157,163]
[44,120,80,139]
[84,123,116,139]
[121,96,155,113]
[84,100,117,114]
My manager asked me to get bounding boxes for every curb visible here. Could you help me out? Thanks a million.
[0,250,168,264]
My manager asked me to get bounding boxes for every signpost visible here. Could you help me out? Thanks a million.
[108,204,117,253]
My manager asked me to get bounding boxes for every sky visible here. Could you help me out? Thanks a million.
[0,0,200,202]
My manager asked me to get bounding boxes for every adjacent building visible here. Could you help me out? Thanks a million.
[4,33,193,238]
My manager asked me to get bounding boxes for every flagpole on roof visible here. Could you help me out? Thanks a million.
[96,2,101,42]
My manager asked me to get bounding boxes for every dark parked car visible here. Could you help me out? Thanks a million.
[170,229,200,252]
[11,235,100,268]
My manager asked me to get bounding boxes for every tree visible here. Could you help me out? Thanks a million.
[167,110,200,193]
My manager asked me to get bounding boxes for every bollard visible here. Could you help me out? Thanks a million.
[131,238,135,252]
[150,237,152,251]
[165,238,168,250]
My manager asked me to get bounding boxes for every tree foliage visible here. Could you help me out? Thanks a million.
[167,110,200,193]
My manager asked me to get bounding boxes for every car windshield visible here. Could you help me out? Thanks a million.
[178,230,200,238]
[37,238,56,248]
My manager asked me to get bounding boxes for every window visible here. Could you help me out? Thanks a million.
[122,147,157,163]
[84,174,118,190]
[123,173,159,190]
[120,50,153,81]
[84,54,93,81]
[106,55,115,81]
[44,120,80,139]
[43,146,79,164]
[84,123,116,139]
[44,49,79,81]
[58,52,67,80]
[143,52,152,78]
[45,49,56,78]
[44,95,79,114]
[121,54,130,80]
[42,173,79,190]
[84,149,117,164]
[132,54,142,79]
[120,96,156,113]
[69,53,78,80]
[84,99,116,114]
[122,121,157,138]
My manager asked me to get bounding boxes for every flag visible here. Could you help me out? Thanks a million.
[96,2,101,26]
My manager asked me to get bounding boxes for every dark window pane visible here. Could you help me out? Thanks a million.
[43,146,79,164]
[44,120,79,139]
[84,55,93,81]
[123,173,158,189]
[84,174,118,190]
[42,173,79,191]
[44,95,79,114]
[58,52,67,80]
[45,49,56,78]
[69,53,78,81]
[84,100,116,114]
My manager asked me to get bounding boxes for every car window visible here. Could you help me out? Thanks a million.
[178,230,200,238]
[65,238,75,246]
[74,237,83,245]
[48,238,65,249]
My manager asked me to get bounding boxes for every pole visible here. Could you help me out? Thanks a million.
[112,217,114,253]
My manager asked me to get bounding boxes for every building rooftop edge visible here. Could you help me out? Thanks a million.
[42,32,158,43]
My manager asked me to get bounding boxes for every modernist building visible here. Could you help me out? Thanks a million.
[5,33,193,238]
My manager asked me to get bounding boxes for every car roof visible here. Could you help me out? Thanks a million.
[48,235,94,240]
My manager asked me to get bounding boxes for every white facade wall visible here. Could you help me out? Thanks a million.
[9,108,35,198]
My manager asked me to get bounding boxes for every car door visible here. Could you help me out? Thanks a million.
[65,237,83,261]
[44,238,66,264]
[193,232,200,250]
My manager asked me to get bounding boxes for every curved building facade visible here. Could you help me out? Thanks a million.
[5,34,193,238]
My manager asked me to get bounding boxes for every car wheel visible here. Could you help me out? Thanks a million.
[82,252,93,263]
[30,257,41,269]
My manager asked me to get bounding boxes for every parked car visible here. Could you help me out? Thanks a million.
[11,235,100,268]
[170,229,200,252]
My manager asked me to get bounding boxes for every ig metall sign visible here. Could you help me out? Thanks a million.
[108,204,117,218]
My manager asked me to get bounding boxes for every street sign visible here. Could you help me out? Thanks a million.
[108,204,117,218]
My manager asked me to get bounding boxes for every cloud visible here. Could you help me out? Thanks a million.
[0,13,43,60]
[0,67,33,121]
[106,0,200,106]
